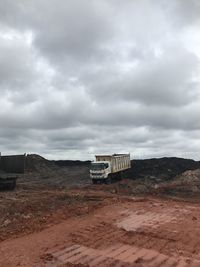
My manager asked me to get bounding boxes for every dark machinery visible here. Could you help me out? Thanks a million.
[0,153,25,190]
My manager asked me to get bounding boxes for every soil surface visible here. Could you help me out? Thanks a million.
[1,155,200,266]
[1,191,200,267]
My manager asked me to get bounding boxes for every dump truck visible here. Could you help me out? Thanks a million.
[0,153,25,190]
[90,154,131,184]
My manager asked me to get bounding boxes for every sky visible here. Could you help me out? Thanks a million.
[0,0,200,160]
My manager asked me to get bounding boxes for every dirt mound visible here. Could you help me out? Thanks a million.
[25,154,57,172]
[25,154,90,172]
[151,168,200,197]
[22,154,90,188]
[125,157,200,182]
[176,169,200,184]
[24,155,200,195]
[52,160,90,167]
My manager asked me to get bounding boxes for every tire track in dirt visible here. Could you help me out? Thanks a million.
[2,197,200,267]
[44,243,188,267]
[43,220,199,266]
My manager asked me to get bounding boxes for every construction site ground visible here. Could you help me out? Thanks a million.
[1,157,200,267]
[1,183,200,266]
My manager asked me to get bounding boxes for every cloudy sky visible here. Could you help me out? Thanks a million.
[0,0,200,160]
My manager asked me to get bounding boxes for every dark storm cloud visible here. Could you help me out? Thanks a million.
[0,0,200,159]
[0,0,115,68]
[87,46,199,107]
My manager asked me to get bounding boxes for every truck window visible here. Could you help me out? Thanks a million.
[91,163,105,170]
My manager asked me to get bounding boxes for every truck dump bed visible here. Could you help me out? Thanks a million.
[95,154,131,173]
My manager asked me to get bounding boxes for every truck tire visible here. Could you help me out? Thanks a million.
[8,179,16,190]
[11,179,16,190]
[105,177,111,184]
[92,179,97,184]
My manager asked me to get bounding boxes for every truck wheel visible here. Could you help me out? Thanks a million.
[9,180,16,190]
[12,179,16,190]
[92,179,97,184]
[105,177,111,184]
[117,172,122,181]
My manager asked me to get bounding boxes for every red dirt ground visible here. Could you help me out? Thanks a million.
[1,185,200,267]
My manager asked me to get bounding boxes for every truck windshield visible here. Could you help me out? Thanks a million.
[90,163,108,170]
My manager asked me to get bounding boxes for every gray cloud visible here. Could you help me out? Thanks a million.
[86,46,199,107]
[0,0,200,160]
[0,34,37,91]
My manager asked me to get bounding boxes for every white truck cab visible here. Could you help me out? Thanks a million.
[90,154,131,184]
[90,161,111,181]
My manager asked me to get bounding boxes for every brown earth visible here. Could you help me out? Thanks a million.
[1,190,200,267]
[1,155,200,266]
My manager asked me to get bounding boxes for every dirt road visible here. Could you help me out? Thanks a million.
[1,192,200,267]
[1,156,200,266]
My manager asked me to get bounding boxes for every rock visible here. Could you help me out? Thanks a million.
[3,219,11,227]
[22,214,32,219]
